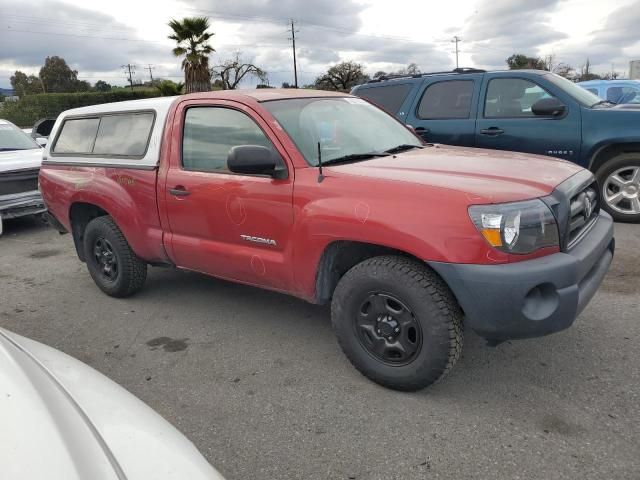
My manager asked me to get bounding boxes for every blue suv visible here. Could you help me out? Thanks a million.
[579,79,640,105]
[352,69,640,222]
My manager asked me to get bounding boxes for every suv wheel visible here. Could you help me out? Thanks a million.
[596,153,640,223]
[331,255,463,391]
[83,216,147,297]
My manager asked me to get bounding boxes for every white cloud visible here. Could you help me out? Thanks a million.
[0,0,638,88]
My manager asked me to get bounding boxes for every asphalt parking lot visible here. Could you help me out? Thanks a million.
[1,217,638,480]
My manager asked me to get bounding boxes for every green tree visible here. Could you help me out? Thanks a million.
[314,61,370,91]
[211,53,267,90]
[94,80,112,92]
[10,71,44,96]
[168,17,214,93]
[506,54,547,70]
[155,79,184,96]
[39,56,87,93]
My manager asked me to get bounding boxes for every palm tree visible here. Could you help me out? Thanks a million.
[168,17,214,93]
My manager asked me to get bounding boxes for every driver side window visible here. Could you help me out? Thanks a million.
[484,78,554,118]
[182,107,274,172]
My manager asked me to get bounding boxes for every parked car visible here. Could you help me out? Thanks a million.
[0,327,224,480]
[39,91,614,391]
[578,79,640,105]
[0,119,46,234]
[352,69,640,222]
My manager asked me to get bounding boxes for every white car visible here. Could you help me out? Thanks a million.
[0,328,225,480]
[0,119,46,234]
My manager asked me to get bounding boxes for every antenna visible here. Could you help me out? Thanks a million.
[317,142,324,183]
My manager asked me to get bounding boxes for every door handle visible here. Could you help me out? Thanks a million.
[480,127,504,136]
[415,127,430,134]
[169,186,191,197]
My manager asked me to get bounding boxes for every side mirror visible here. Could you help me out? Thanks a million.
[227,145,286,179]
[32,118,56,139]
[35,137,48,147]
[531,98,566,117]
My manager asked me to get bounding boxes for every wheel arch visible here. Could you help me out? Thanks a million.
[314,240,453,306]
[69,202,110,262]
[589,142,640,173]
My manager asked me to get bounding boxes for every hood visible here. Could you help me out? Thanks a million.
[0,148,43,173]
[611,103,640,110]
[0,329,224,480]
[328,145,583,203]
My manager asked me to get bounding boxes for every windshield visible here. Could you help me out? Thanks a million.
[545,73,603,107]
[0,122,40,152]
[262,97,422,166]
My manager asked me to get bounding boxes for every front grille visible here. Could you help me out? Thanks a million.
[567,182,599,247]
[0,169,39,196]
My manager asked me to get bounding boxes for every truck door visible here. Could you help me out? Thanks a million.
[475,75,582,162]
[404,75,480,146]
[161,99,294,292]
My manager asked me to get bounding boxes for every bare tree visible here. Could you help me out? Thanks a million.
[211,53,267,90]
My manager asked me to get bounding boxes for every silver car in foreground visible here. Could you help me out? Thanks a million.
[0,328,224,480]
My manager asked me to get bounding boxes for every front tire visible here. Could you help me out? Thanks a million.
[596,153,640,223]
[331,255,463,391]
[83,216,147,297]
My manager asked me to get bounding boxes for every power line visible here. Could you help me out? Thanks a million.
[452,36,461,69]
[288,19,299,88]
[121,64,136,90]
[146,64,155,82]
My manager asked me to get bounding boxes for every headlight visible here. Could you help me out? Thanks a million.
[468,199,559,254]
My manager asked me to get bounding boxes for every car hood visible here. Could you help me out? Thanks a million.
[327,145,584,203]
[0,148,43,173]
[0,329,224,480]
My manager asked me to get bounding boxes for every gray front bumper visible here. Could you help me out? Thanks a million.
[428,212,614,340]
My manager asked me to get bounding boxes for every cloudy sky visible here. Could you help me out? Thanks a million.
[1,0,639,89]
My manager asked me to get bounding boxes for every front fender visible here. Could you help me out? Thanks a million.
[288,169,508,301]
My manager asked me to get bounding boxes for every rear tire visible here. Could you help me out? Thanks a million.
[83,216,147,297]
[595,153,640,223]
[331,255,463,391]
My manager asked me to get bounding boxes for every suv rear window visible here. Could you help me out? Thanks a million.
[417,80,474,119]
[53,112,154,157]
[357,84,413,114]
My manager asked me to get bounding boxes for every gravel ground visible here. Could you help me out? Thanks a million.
[1,216,638,480]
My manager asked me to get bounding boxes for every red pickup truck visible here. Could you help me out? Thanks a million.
[39,89,614,390]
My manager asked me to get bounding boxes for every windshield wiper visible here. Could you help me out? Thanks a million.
[320,152,390,166]
[384,144,424,154]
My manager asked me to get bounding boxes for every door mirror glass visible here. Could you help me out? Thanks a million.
[531,97,566,117]
[32,118,56,139]
[227,145,286,178]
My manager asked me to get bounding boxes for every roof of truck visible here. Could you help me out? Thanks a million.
[58,89,350,118]
[59,96,178,117]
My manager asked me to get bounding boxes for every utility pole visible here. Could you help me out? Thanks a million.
[289,19,299,88]
[122,64,135,91]
[451,36,461,69]
[146,64,155,83]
